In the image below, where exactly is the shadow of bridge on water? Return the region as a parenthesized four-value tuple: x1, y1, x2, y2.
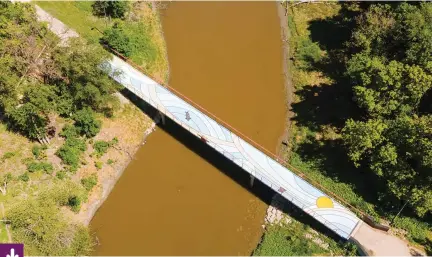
(120, 88, 344, 244)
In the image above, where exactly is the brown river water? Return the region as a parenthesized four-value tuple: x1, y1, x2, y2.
(91, 2, 286, 255)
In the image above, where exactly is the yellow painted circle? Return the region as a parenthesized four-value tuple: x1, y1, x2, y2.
(316, 196, 334, 208)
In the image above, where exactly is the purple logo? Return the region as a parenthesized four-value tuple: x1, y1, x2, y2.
(0, 244, 23, 257)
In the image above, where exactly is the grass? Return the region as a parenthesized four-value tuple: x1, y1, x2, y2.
(253, 217, 357, 256)
(0, 223, 8, 243)
(281, 1, 431, 250)
(254, 224, 328, 255)
(35, 1, 169, 83)
(35, 1, 109, 44)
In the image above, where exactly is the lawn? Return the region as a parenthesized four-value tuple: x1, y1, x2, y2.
(36, 2, 108, 43)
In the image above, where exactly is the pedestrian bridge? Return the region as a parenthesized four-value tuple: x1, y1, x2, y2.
(105, 55, 361, 240)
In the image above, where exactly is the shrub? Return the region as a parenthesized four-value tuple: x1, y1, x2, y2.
(18, 173, 29, 182)
(295, 37, 322, 67)
(102, 23, 133, 57)
(93, 141, 110, 157)
(56, 146, 80, 171)
(107, 159, 114, 165)
(59, 124, 79, 139)
(81, 174, 98, 191)
(32, 145, 47, 160)
(56, 137, 87, 170)
(2, 152, 15, 160)
(94, 137, 118, 157)
(68, 196, 82, 213)
(73, 108, 101, 138)
(56, 171, 66, 180)
(102, 20, 158, 66)
(94, 161, 103, 170)
(393, 216, 430, 244)
(27, 161, 53, 174)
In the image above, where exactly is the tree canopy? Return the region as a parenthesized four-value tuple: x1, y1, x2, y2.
(342, 2, 432, 216)
(91, 1, 130, 19)
(0, 2, 120, 141)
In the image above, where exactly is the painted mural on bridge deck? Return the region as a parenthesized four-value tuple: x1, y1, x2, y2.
(106, 55, 361, 239)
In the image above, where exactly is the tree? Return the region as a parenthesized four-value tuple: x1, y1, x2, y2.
(7, 103, 49, 140)
(46, 38, 121, 116)
(92, 1, 130, 19)
(73, 107, 101, 138)
(343, 2, 432, 216)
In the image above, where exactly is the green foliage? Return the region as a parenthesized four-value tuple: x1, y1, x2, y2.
(0, 2, 53, 113)
(392, 216, 430, 244)
(59, 124, 79, 139)
(2, 151, 15, 160)
(343, 2, 432, 216)
(107, 159, 114, 165)
(18, 173, 29, 182)
(95, 161, 103, 170)
(68, 196, 82, 213)
(94, 140, 109, 155)
(73, 108, 101, 138)
(7, 103, 49, 140)
(32, 144, 47, 160)
(296, 37, 322, 67)
(253, 223, 357, 256)
(27, 161, 53, 174)
(56, 170, 66, 180)
(102, 22, 133, 57)
(1, 3, 120, 140)
(49, 38, 121, 116)
(93, 137, 118, 157)
(6, 184, 94, 255)
(81, 173, 98, 191)
(102, 20, 159, 67)
(56, 137, 87, 171)
(92, 1, 130, 19)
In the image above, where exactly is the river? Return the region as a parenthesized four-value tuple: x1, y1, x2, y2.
(90, 2, 286, 255)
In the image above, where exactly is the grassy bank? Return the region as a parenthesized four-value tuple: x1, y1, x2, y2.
(36, 1, 168, 83)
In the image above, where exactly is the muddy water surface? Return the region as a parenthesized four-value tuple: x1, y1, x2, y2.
(91, 2, 286, 255)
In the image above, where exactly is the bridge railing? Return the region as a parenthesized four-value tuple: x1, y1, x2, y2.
(105, 44, 370, 221)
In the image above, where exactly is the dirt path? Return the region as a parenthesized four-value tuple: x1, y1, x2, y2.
(352, 222, 414, 256)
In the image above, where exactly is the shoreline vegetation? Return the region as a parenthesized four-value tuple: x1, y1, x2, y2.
(0, 1, 168, 255)
(254, 3, 359, 256)
(255, 1, 431, 256)
(33, 1, 170, 226)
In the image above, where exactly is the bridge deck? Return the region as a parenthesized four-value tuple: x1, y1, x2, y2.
(106, 56, 361, 239)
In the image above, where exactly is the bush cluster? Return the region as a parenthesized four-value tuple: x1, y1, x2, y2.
(81, 173, 98, 191)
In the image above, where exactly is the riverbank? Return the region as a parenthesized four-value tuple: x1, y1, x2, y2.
(276, 2, 294, 159)
(261, 1, 430, 255)
(32, 1, 169, 227)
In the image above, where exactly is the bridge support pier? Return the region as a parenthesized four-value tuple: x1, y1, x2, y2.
(250, 175, 255, 187)
(159, 111, 166, 125)
(154, 112, 166, 125)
